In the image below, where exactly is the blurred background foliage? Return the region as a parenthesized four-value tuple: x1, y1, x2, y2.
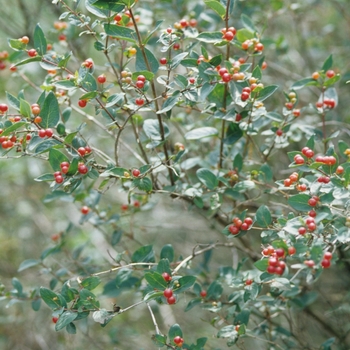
(0, 0, 350, 349)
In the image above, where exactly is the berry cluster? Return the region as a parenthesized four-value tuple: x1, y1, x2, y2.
(163, 288, 176, 305)
(283, 172, 299, 187)
(38, 128, 54, 138)
(241, 87, 251, 101)
(77, 146, 92, 157)
(315, 155, 336, 165)
(228, 216, 253, 235)
(135, 74, 146, 89)
(221, 27, 236, 41)
(262, 246, 287, 275)
(241, 39, 264, 52)
(173, 18, 197, 29)
(308, 195, 320, 207)
(298, 211, 317, 235)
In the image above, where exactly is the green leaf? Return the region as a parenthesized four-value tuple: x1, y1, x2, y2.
(185, 127, 218, 140)
(170, 52, 189, 70)
(196, 168, 218, 190)
(131, 245, 155, 263)
(80, 91, 99, 100)
(6, 92, 20, 111)
(236, 28, 255, 42)
(255, 205, 272, 228)
(12, 278, 23, 295)
(81, 276, 101, 291)
(234, 309, 250, 326)
(18, 259, 40, 272)
(101, 167, 128, 178)
(49, 149, 70, 172)
(33, 23, 47, 55)
(233, 153, 243, 172)
(135, 47, 159, 74)
(256, 85, 279, 101)
(14, 56, 42, 67)
(168, 324, 183, 341)
(291, 78, 318, 90)
(20, 99, 31, 118)
(143, 19, 164, 45)
(80, 72, 97, 92)
(91, 0, 125, 11)
(322, 54, 333, 71)
(185, 298, 202, 311)
(40, 92, 60, 128)
(254, 259, 268, 271)
(252, 65, 262, 80)
(144, 271, 167, 290)
(288, 194, 311, 211)
(207, 280, 223, 300)
(133, 177, 153, 192)
(1, 122, 27, 136)
(8, 39, 26, 51)
(196, 31, 223, 43)
(104, 24, 136, 43)
(225, 123, 243, 144)
(143, 119, 169, 141)
(233, 180, 255, 192)
(160, 244, 174, 262)
(54, 80, 77, 90)
(204, 0, 226, 17)
(66, 322, 76, 334)
(173, 276, 196, 293)
(157, 91, 180, 114)
(55, 311, 78, 331)
(39, 287, 62, 309)
(157, 259, 171, 275)
(152, 334, 167, 347)
(241, 14, 256, 32)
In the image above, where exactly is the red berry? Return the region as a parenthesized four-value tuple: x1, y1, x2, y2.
(275, 266, 284, 275)
(159, 57, 167, 65)
(179, 19, 188, 27)
(132, 169, 141, 177)
(81, 206, 90, 215)
(275, 129, 283, 136)
(222, 73, 231, 82)
(285, 102, 294, 110)
(324, 252, 332, 260)
(304, 149, 314, 158)
(0, 104, 9, 113)
(173, 43, 180, 50)
(174, 336, 183, 345)
(78, 147, 87, 156)
(241, 91, 250, 101)
(162, 272, 172, 282)
(38, 129, 46, 138)
(60, 161, 69, 169)
(133, 200, 140, 208)
(223, 31, 234, 41)
(326, 70, 335, 78)
(293, 109, 301, 117)
(241, 222, 249, 231)
(137, 75, 146, 82)
(288, 246, 296, 255)
(219, 67, 228, 76)
(52, 316, 59, 324)
(229, 225, 239, 235)
(244, 217, 253, 226)
(163, 288, 173, 298)
(97, 74, 106, 84)
(309, 210, 317, 217)
(255, 43, 264, 51)
(245, 279, 253, 286)
(307, 222, 316, 231)
(78, 164, 88, 174)
(276, 248, 285, 258)
(267, 265, 276, 274)
(200, 290, 207, 297)
(336, 166, 344, 174)
(45, 129, 53, 138)
(135, 98, 144, 106)
(308, 198, 317, 207)
(58, 34, 66, 41)
(55, 175, 63, 184)
(121, 204, 129, 211)
(188, 77, 195, 84)
(61, 166, 69, 174)
(31, 104, 41, 114)
(304, 260, 315, 268)
(236, 113, 242, 122)
(78, 99, 87, 108)
(167, 296, 176, 305)
(321, 259, 331, 268)
(298, 227, 306, 235)
(294, 155, 305, 165)
(268, 257, 278, 267)
(136, 80, 145, 89)
(27, 49, 37, 57)
(83, 58, 93, 69)
(267, 246, 275, 255)
(189, 19, 197, 27)
(114, 14, 122, 22)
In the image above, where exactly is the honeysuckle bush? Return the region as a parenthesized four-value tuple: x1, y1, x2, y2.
(0, 0, 350, 349)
